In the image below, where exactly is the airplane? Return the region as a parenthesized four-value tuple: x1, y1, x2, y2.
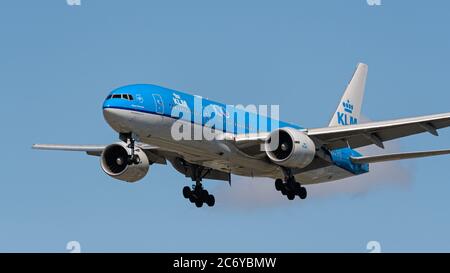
(33, 63, 450, 208)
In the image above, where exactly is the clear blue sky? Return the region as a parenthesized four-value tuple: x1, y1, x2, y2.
(1, 0, 450, 252)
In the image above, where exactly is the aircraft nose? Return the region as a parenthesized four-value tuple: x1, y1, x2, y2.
(103, 107, 130, 133)
(103, 107, 115, 122)
(103, 108, 117, 126)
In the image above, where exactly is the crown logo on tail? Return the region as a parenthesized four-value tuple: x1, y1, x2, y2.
(342, 99, 354, 114)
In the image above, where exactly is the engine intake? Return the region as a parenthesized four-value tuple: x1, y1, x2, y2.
(100, 142, 149, 182)
(265, 128, 316, 168)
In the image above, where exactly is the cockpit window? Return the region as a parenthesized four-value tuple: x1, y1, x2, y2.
(106, 95, 112, 100)
(110, 94, 134, 100)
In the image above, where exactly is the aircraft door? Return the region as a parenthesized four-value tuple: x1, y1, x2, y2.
(152, 94, 164, 114)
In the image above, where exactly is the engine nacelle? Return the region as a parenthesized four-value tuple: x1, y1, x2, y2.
(100, 142, 149, 182)
(265, 128, 316, 168)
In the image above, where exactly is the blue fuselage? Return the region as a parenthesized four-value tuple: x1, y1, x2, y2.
(102, 84, 368, 176)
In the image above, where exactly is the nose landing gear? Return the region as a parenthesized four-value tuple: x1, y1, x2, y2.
(119, 132, 141, 165)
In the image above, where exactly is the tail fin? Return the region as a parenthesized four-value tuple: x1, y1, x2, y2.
(328, 63, 368, 127)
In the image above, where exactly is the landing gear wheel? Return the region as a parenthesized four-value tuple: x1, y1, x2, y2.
(201, 189, 209, 199)
(179, 160, 217, 207)
(195, 200, 203, 208)
(183, 186, 191, 199)
(206, 195, 215, 207)
(298, 187, 307, 200)
(185, 186, 216, 208)
(287, 192, 295, 200)
(183, 182, 216, 208)
(189, 195, 196, 203)
(280, 167, 307, 200)
(275, 179, 283, 191)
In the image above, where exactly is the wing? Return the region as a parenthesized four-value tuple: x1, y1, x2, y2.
(307, 112, 450, 149)
(32, 143, 166, 164)
(32, 144, 106, 156)
(230, 112, 450, 157)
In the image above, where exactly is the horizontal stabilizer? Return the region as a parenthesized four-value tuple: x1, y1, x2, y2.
(350, 149, 450, 164)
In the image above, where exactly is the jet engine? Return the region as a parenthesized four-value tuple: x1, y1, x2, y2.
(265, 128, 316, 168)
(100, 142, 149, 182)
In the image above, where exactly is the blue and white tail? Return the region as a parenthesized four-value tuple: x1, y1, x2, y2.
(329, 63, 368, 127)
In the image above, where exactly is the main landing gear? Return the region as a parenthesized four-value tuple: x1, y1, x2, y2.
(181, 163, 215, 208)
(183, 183, 215, 208)
(275, 168, 307, 200)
